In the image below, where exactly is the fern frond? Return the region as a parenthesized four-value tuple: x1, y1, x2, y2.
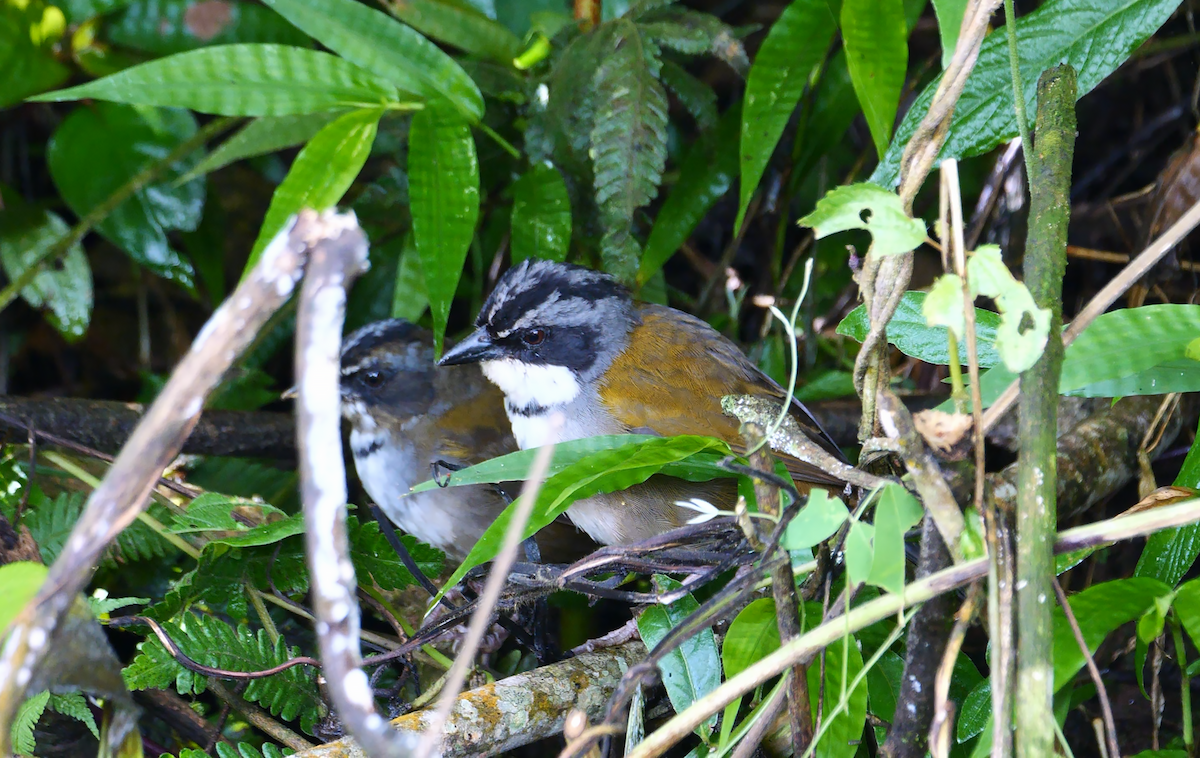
(641, 10, 749, 75)
(590, 20, 669, 282)
(658, 59, 718, 130)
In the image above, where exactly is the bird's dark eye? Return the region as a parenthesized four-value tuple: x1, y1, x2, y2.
(360, 370, 385, 389)
(523, 328, 547, 346)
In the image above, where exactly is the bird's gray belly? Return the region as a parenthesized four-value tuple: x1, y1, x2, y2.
(566, 476, 737, 546)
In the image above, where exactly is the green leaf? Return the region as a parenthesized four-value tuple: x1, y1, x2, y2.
(0, 190, 93, 341)
(798, 182, 926, 257)
(261, 0, 483, 120)
(409, 103, 480, 355)
(123, 614, 326, 734)
(1, 0, 68, 107)
(47, 692, 99, 740)
(841, 0, 907, 158)
(931, 0, 966, 68)
(722, 597, 780, 678)
(804, 600, 868, 758)
(24, 491, 86, 565)
(637, 575, 721, 732)
(105, 0, 310, 55)
(591, 20, 669, 283)
(1059, 304, 1200, 394)
(844, 520, 875, 587)
(510, 163, 571, 263)
(348, 517, 445, 591)
(1172, 579, 1200, 652)
(866, 484, 923, 595)
(873, 0, 1179, 188)
(87, 595, 151, 618)
(782, 489, 850, 551)
(658, 58, 717, 130)
(837, 290, 1002, 367)
(792, 50, 857, 185)
(640, 9, 747, 72)
(33, 45, 399, 116)
(967, 245, 1049, 373)
(1053, 577, 1171, 690)
(47, 103, 202, 286)
(1136, 418, 1200, 585)
(1135, 602, 1168, 697)
(244, 107, 381, 271)
(432, 435, 731, 604)
(1070, 360, 1200, 398)
(639, 102, 740, 286)
(737, 0, 837, 234)
(381, 0, 521, 64)
(957, 679, 990, 742)
(866, 649, 904, 723)
(391, 235, 430, 322)
(182, 112, 341, 182)
(172, 493, 305, 548)
(11, 690, 50, 756)
(0, 562, 48, 635)
(922, 273, 966, 341)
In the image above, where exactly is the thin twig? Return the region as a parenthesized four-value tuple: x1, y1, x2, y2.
(1052, 578, 1119, 758)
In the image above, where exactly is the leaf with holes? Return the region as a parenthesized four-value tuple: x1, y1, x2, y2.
(866, 484, 923, 595)
(409, 103, 479, 355)
(799, 182, 926, 256)
(967, 245, 1049, 373)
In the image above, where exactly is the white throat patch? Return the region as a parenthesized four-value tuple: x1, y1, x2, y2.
(481, 359, 580, 409)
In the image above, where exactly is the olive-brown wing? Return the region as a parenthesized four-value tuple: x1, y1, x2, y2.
(598, 304, 845, 486)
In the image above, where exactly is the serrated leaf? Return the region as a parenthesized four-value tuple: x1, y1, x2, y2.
(798, 182, 926, 256)
(841, 0, 907, 158)
(11, 690, 50, 756)
(873, 0, 1179, 188)
(0, 189, 93, 341)
(262, 0, 483, 120)
(637, 575, 721, 732)
(182, 112, 341, 182)
(640, 9, 747, 72)
(409, 103, 480, 355)
(658, 58, 717, 130)
(391, 234, 429, 322)
(47, 103, 202, 286)
(88, 595, 151, 618)
(0, 562, 48, 635)
(382, 0, 521, 64)
(510, 163, 571, 263)
(639, 102, 739, 286)
(967, 245, 1049, 373)
(24, 491, 86, 565)
(591, 20, 669, 283)
(47, 692, 99, 739)
(105, 0, 310, 55)
(431, 435, 732, 605)
(1, 0, 68, 108)
(932, 0, 966, 68)
(737, 0, 837, 233)
(348, 516, 444, 591)
(244, 106, 381, 271)
(32, 44, 400, 116)
(782, 489, 849, 550)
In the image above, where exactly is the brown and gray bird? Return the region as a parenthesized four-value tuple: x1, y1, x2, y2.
(438, 260, 847, 546)
(338, 319, 589, 562)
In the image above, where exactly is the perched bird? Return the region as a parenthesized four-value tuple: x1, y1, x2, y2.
(338, 319, 588, 562)
(439, 259, 846, 546)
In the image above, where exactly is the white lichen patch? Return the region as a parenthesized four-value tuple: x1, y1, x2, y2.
(342, 668, 374, 709)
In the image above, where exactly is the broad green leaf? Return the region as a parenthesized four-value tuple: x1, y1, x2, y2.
(47, 103, 202, 286)
(105, 0, 310, 55)
(409, 104, 480, 355)
(0, 189, 93, 341)
(1053, 577, 1170, 689)
(967, 245, 1049, 373)
(591, 20, 669, 283)
(1172, 579, 1200, 653)
(244, 107, 380, 270)
(391, 235, 430, 322)
(639, 103, 740, 286)
(638, 575, 721, 733)
(782, 489, 849, 550)
(171, 493, 305, 548)
(803, 600, 868, 758)
(737, 0, 837, 233)
(11, 690, 50, 756)
(866, 649, 905, 723)
(0, 562, 48, 634)
(795, 370, 856, 401)
(1137, 418, 1200, 585)
(838, 290, 1002, 367)
(841, 0, 907, 158)
(1135, 600, 1169, 696)
(32, 45, 400, 116)
(1068, 360, 1200, 398)
(382, 0, 521, 63)
(722, 597, 780, 678)
(510, 163, 571, 263)
(932, 0, 966, 67)
(957, 679, 990, 742)
(262, 0, 484, 120)
(1, 0, 68, 107)
(866, 484, 923, 595)
(873, 0, 1179, 187)
(844, 520, 875, 587)
(182, 112, 342, 182)
(798, 183, 926, 256)
(432, 435, 732, 604)
(1059, 304, 1200, 394)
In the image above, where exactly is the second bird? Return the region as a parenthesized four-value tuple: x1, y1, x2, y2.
(439, 259, 846, 546)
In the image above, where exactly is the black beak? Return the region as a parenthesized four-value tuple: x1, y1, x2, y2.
(438, 329, 501, 366)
